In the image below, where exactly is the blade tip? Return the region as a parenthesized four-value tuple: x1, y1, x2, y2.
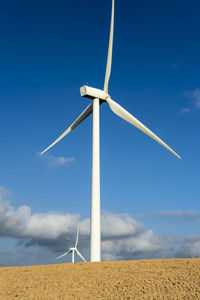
(176, 154, 182, 160)
(40, 149, 47, 155)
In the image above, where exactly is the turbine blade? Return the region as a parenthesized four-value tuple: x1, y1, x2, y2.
(75, 223, 79, 248)
(106, 98, 181, 159)
(56, 250, 71, 260)
(104, 0, 115, 94)
(41, 103, 93, 155)
(76, 249, 87, 262)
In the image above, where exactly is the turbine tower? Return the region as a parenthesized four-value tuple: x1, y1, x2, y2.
(41, 0, 181, 262)
(56, 223, 86, 263)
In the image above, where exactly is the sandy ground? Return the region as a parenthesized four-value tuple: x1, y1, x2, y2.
(0, 258, 199, 299)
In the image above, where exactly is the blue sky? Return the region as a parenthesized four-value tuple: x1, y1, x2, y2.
(0, 0, 200, 266)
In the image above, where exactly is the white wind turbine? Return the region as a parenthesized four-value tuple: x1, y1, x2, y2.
(41, 0, 181, 262)
(56, 224, 86, 263)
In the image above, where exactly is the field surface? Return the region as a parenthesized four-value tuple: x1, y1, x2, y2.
(0, 258, 200, 299)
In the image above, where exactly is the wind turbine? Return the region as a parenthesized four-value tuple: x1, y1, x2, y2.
(41, 0, 181, 262)
(56, 224, 86, 263)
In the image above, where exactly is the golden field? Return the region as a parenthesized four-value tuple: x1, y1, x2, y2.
(0, 258, 199, 299)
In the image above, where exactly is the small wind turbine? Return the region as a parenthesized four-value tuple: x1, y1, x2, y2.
(41, 0, 181, 262)
(56, 224, 86, 263)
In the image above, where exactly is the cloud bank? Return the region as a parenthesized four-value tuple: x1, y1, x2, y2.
(0, 186, 200, 266)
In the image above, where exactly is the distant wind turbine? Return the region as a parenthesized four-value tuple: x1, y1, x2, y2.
(56, 224, 86, 263)
(41, 0, 181, 262)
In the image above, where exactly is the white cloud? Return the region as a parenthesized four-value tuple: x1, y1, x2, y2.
(101, 230, 174, 261)
(41, 154, 74, 167)
(150, 210, 200, 222)
(182, 88, 200, 113)
(0, 200, 79, 239)
(101, 212, 144, 238)
(188, 88, 200, 109)
(179, 108, 191, 115)
(0, 188, 200, 266)
(0, 200, 144, 243)
(0, 186, 10, 200)
(176, 235, 200, 258)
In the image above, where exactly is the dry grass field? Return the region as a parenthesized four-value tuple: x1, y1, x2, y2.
(0, 258, 199, 299)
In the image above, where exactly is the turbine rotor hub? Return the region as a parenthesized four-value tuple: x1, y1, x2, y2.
(69, 247, 76, 251)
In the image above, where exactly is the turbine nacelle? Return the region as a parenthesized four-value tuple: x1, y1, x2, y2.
(80, 86, 109, 101)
